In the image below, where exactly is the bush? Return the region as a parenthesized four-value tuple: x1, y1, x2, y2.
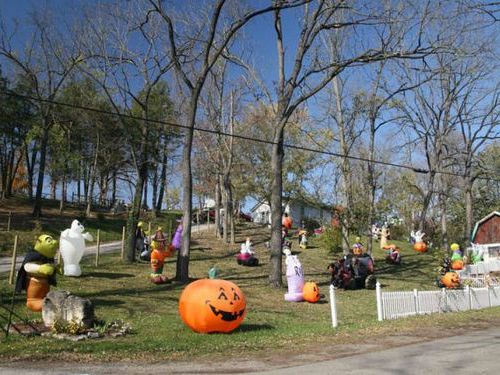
(320, 225, 343, 255)
(389, 225, 406, 241)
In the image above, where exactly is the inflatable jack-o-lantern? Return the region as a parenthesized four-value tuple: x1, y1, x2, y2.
(179, 279, 246, 333)
(451, 259, 464, 270)
(414, 242, 427, 253)
(441, 272, 460, 288)
(303, 281, 320, 303)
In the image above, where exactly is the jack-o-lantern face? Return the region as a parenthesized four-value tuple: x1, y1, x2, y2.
(441, 272, 460, 288)
(303, 281, 320, 303)
(179, 279, 246, 333)
(414, 242, 427, 253)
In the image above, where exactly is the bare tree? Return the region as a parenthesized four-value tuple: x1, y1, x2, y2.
(0, 8, 82, 216)
(148, 0, 307, 282)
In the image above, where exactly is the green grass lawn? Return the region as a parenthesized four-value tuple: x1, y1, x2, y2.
(1, 223, 499, 363)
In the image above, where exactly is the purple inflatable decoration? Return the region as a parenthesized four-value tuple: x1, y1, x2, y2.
(284, 254, 304, 302)
(172, 223, 182, 250)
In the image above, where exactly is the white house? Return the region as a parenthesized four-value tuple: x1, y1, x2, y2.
(250, 198, 332, 227)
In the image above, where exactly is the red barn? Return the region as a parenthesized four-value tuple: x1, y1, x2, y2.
(471, 211, 500, 262)
(471, 211, 500, 244)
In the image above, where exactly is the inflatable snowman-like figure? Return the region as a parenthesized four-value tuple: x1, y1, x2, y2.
(60, 220, 93, 277)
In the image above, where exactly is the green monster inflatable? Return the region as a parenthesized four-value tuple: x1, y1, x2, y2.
(15, 235, 60, 312)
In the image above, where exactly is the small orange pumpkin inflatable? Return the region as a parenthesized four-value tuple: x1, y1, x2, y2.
(441, 272, 460, 288)
(303, 281, 320, 303)
(414, 241, 427, 253)
(451, 260, 464, 270)
(179, 279, 246, 333)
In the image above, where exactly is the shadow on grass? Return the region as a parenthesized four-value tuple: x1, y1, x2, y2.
(92, 298, 127, 307)
(237, 323, 274, 332)
(82, 272, 135, 279)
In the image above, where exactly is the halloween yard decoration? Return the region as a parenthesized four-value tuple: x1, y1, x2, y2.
(15, 235, 60, 312)
(384, 244, 401, 265)
(236, 238, 259, 266)
(440, 272, 460, 288)
(380, 226, 390, 249)
(179, 279, 246, 333)
(282, 213, 293, 230)
(298, 229, 308, 249)
(284, 249, 305, 302)
(150, 227, 174, 284)
(412, 230, 427, 252)
(171, 220, 183, 250)
(303, 281, 320, 303)
(328, 253, 376, 290)
(60, 220, 93, 276)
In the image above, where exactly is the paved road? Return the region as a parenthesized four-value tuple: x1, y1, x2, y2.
(0, 223, 212, 274)
(1, 327, 499, 374)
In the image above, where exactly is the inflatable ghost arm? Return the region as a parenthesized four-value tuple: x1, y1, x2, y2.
(82, 232, 93, 242)
(60, 228, 71, 239)
(414, 230, 425, 242)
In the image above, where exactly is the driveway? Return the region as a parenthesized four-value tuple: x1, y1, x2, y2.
(1, 327, 499, 374)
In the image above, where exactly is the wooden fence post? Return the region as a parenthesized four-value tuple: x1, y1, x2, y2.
(95, 229, 100, 267)
(7, 211, 12, 232)
(9, 235, 19, 285)
(121, 226, 126, 261)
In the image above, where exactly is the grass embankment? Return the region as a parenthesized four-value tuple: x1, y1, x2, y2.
(0, 196, 180, 256)
(1, 221, 499, 363)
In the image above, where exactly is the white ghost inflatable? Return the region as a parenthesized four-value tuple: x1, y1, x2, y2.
(60, 220, 93, 277)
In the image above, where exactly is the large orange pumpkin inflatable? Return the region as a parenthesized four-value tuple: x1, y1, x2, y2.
(441, 272, 460, 288)
(303, 281, 320, 303)
(414, 241, 427, 253)
(179, 279, 246, 333)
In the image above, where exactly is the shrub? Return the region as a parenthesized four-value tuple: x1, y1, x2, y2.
(320, 225, 343, 255)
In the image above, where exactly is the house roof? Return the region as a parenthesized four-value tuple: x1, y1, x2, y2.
(249, 196, 332, 213)
(471, 211, 500, 242)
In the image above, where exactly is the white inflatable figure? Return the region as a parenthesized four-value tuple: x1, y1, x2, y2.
(60, 220, 93, 277)
(412, 230, 425, 243)
(240, 237, 254, 255)
(284, 249, 305, 302)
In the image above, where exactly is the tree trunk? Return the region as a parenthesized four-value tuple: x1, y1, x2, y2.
(464, 177, 474, 243)
(59, 175, 66, 214)
(366, 116, 376, 255)
(215, 176, 221, 238)
(269, 128, 284, 288)
(111, 170, 117, 207)
(86, 133, 100, 217)
(25, 143, 36, 200)
(175, 95, 198, 283)
(32, 123, 50, 217)
(439, 192, 448, 251)
(155, 143, 168, 215)
(151, 167, 158, 216)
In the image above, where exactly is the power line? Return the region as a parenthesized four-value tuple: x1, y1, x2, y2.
(3, 89, 500, 182)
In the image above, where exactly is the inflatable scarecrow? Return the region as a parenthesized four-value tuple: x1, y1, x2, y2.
(298, 229, 308, 249)
(450, 243, 464, 270)
(150, 227, 174, 284)
(15, 235, 60, 312)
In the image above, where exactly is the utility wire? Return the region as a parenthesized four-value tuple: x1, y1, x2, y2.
(3, 90, 500, 182)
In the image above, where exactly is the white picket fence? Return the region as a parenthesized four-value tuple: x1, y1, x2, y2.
(376, 282, 500, 321)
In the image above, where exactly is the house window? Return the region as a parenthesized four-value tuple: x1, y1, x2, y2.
(488, 246, 500, 259)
